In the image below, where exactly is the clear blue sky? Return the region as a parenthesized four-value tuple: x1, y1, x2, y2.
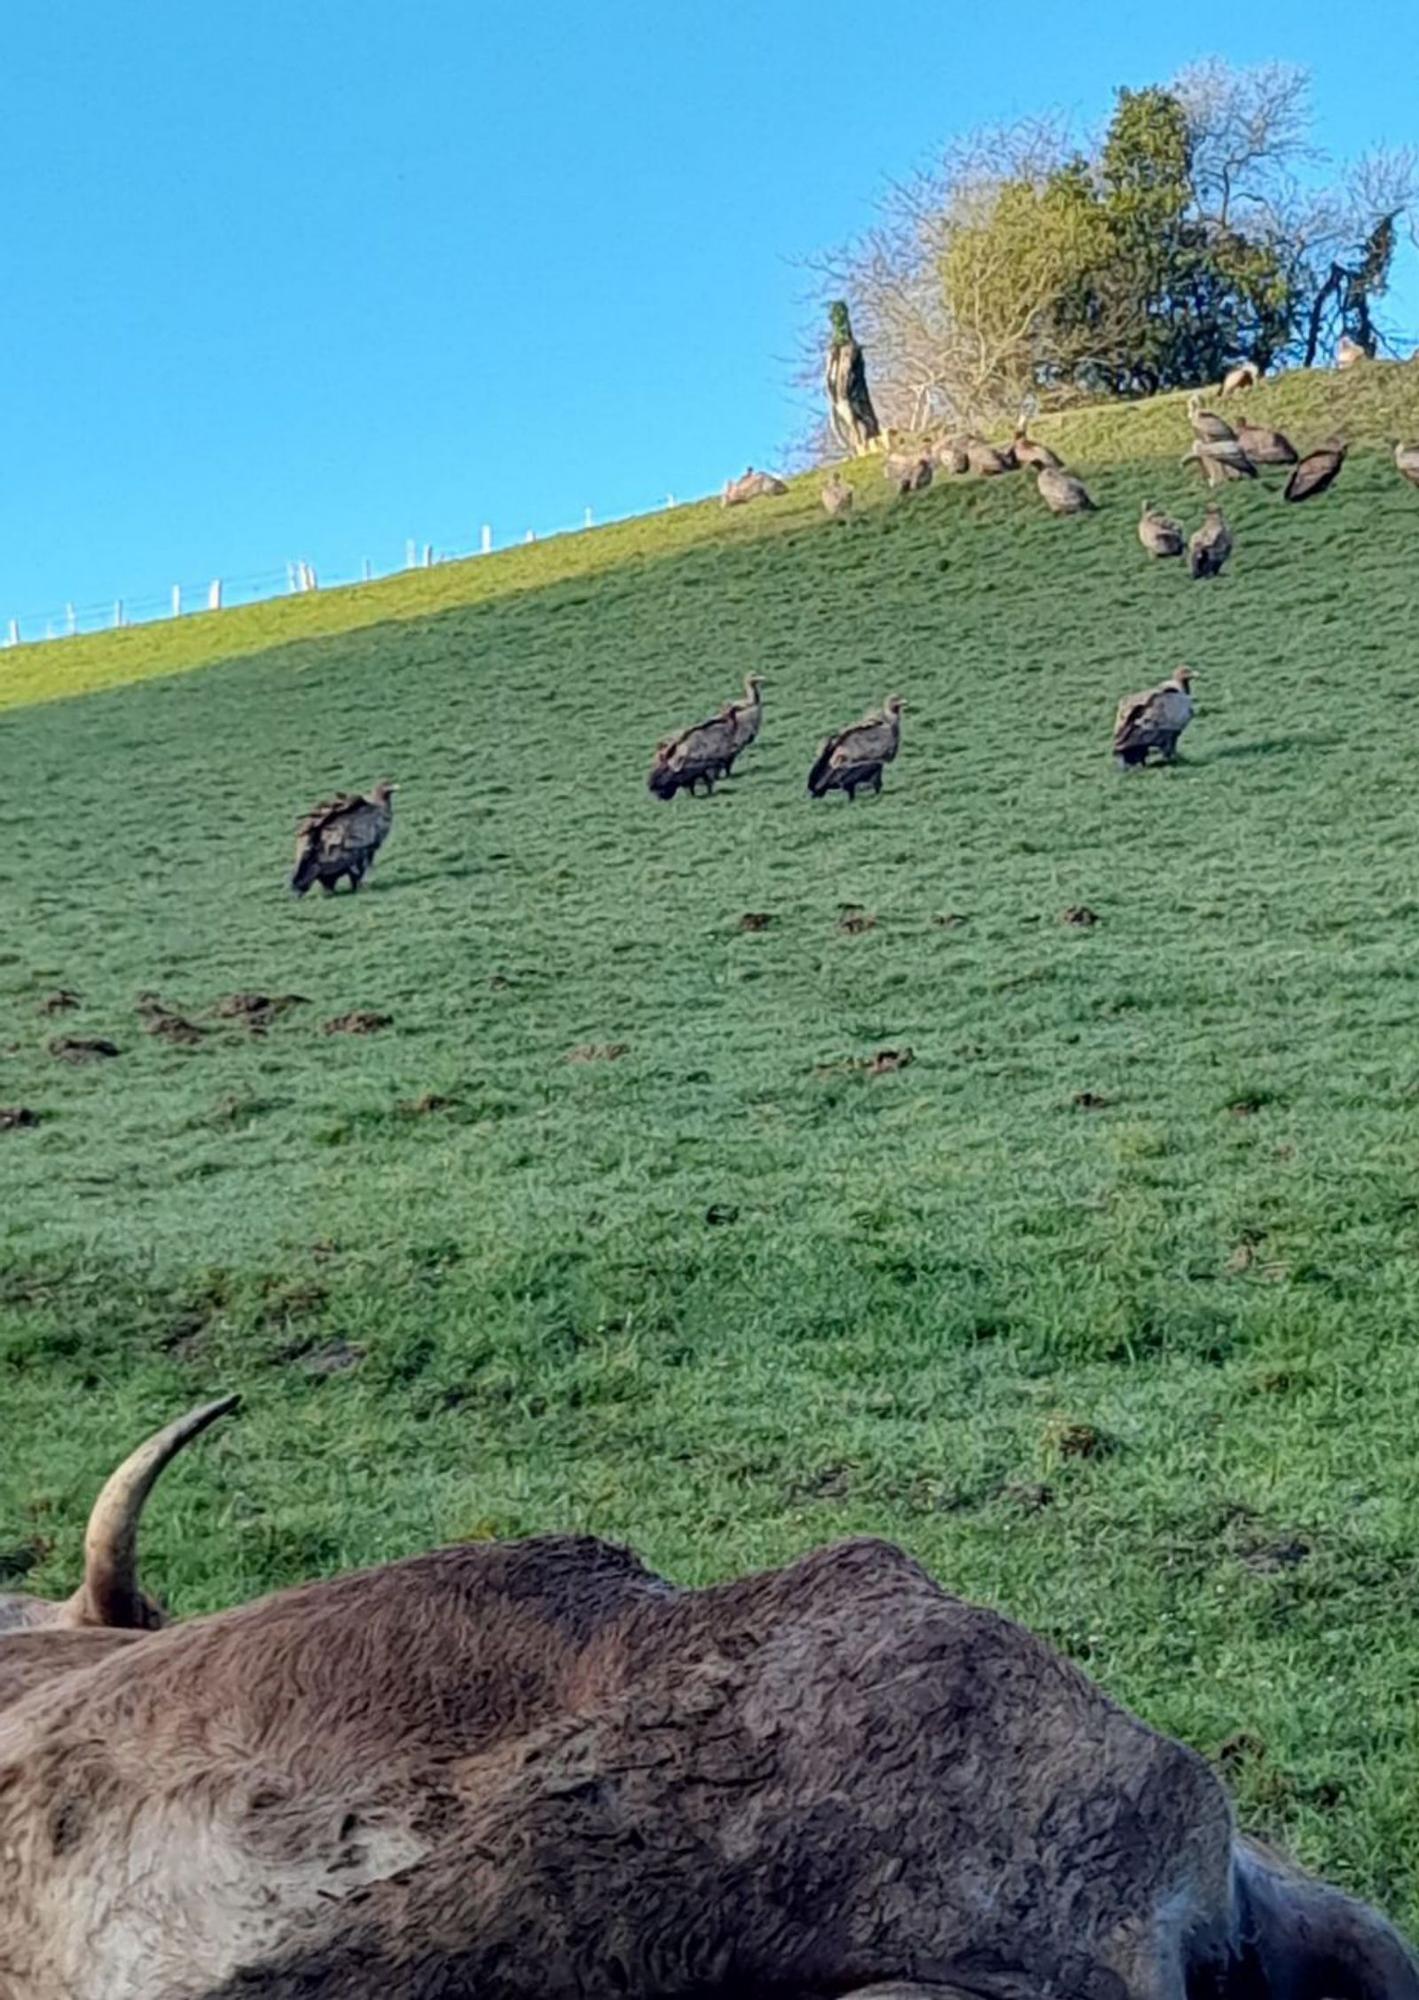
(3, 1, 1416, 629)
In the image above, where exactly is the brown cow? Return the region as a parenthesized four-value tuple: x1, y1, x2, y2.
(0, 1415, 1414, 2000)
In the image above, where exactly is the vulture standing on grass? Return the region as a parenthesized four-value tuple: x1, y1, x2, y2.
(1138, 501, 1185, 558)
(933, 436, 971, 475)
(647, 709, 739, 801)
(808, 696, 905, 801)
(1189, 505, 1233, 580)
(1235, 421, 1298, 466)
(1221, 360, 1261, 395)
(1181, 438, 1257, 485)
(1187, 394, 1237, 445)
(1037, 465, 1097, 515)
(290, 784, 396, 896)
(966, 438, 1014, 477)
(1394, 441, 1419, 490)
(723, 675, 764, 771)
(1113, 667, 1195, 767)
(1012, 422, 1062, 471)
(1284, 435, 1348, 503)
(821, 472, 854, 518)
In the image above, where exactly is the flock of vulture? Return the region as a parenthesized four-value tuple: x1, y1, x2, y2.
(290, 382, 1419, 885)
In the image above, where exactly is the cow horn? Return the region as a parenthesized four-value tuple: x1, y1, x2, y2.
(71, 1395, 240, 1629)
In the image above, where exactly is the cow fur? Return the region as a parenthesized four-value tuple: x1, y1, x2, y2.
(1, 1532, 1415, 2000)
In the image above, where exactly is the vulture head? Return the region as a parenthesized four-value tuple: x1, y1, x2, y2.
(884, 694, 906, 718)
(371, 781, 397, 805)
(1173, 666, 1193, 692)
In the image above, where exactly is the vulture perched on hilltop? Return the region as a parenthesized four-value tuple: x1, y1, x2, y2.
(1187, 394, 1237, 445)
(808, 696, 904, 801)
(821, 473, 853, 518)
(1395, 442, 1419, 490)
(722, 467, 788, 508)
(1235, 422, 1298, 466)
(1138, 502, 1185, 559)
(1113, 668, 1194, 767)
(966, 438, 1014, 477)
(1189, 505, 1233, 580)
(1284, 436, 1347, 503)
(1011, 423, 1062, 471)
(1036, 466, 1097, 515)
(291, 784, 396, 896)
(1181, 438, 1257, 485)
(1220, 361, 1260, 396)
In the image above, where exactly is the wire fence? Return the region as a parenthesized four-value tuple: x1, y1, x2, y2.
(3, 492, 697, 650)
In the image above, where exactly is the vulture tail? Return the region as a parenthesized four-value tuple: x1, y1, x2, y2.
(807, 742, 836, 797)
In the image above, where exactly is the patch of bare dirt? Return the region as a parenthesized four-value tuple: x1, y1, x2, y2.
(566, 1043, 629, 1063)
(292, 1338, 365, 1377)
(400, 1092, 458, 1116)
(932, 912, 968, 929)
(837, 906, 876, 934)
(739, 912, 773, 932)
(866, 1047, 914, 1076)
(138, 997, 207, 1047)
(49, 1037, 119, 1064)
(1061, 905, 1100, 927)
(1001, 1480, 1054, 1512)
(323, 1011, 393, 1036)
(1071, 1090, 1110, 1111)
(212, 992, 308, 1031)
(1042, 1416, 1112, 1461)
(38, 990, 80, 1015)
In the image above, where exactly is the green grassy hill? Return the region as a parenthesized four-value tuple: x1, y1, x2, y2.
(4, 362, 1419, 1922)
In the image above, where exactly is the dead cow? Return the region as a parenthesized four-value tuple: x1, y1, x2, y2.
(0, 1408, 1415, 2000)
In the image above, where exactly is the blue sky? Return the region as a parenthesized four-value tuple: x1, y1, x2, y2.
(3, 1, 1416, 631)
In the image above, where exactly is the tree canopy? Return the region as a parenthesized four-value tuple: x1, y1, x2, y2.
(814, 62, 1415, 431)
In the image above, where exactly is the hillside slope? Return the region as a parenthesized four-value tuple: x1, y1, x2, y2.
(3, 364, 1419, 1924)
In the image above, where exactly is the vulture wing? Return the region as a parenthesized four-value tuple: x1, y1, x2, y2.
(1284, 448, 1346, 503)
(1236, 425, 1298, 466)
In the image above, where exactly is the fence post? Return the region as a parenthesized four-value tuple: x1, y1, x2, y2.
(423, 543, 433, 568)
(666, 493, 676, 507)
(525, 529, 536, 542)
(65, 603, 77, 636)
(6, 619, 18, 646)
(405, 539, 416, 569)
(113, 601, 124, 628)
(480, 524, 492, 554)
(362, 558, 372, 582)
(171, 585, 182, 618)
(208, 579, 222, 611)
(584, 506, 593, 529)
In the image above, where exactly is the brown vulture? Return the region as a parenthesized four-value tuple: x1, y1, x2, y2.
(1037, 466, 1097, 514)
(1284, 436, 1347, 503)
(1113, 668, 1194, 767)
(1138, 502, 1185, 558)
(808, 696, 904, 801)
(291, 784, 396, 896)
(1188, 505, 1233, 580)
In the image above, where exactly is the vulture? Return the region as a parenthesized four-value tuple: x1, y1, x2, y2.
(933, 437, 971, 475)
(807, 695, 904, 801)
(1012, 423, 1063, 470)
(1336, 335, 1368, 369)
(1113, 667, 1194, 767)
(966, 438, 1014, 476)
(722, 467, 788, 508)
(290, 784, 396, 896)
(898, 455, 934, 495)
(1181, 438, 1257, 485)
(647, 710, 739, 801)
(1189, 504, 1233, 580)
(1235, 422, 1298, 466)
(723, 675, 764, 771)
(821, 473, 854, 518)
(1187, 394, 1237, 444)
(1220, 360, 1261, 396)
(1138, 501, 1185, 559)
(1036, 465, 1097, 515)
(1284, 435, 1348, 503)
(1394, 441, 1419, 490)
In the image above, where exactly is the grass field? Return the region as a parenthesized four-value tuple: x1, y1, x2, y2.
(4, 363, 1419, 1926)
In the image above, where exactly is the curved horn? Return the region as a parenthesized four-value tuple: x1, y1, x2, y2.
(70, 1395, 240, 1629)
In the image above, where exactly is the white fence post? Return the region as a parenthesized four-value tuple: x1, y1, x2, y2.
(525, 529, 536, 542)
(171, 585, 182, 618)
(7, 619, 18, 646)
(480, 524, 492, 554)
(208, 579, 222, 611)
(113, 601, 124, 628)
(362, 558, 372, 582)
(404, 539, 416, 569)
(423, 543, 433, 568)
(65, 603, 77, 636)
(584, 506, 593, 529)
